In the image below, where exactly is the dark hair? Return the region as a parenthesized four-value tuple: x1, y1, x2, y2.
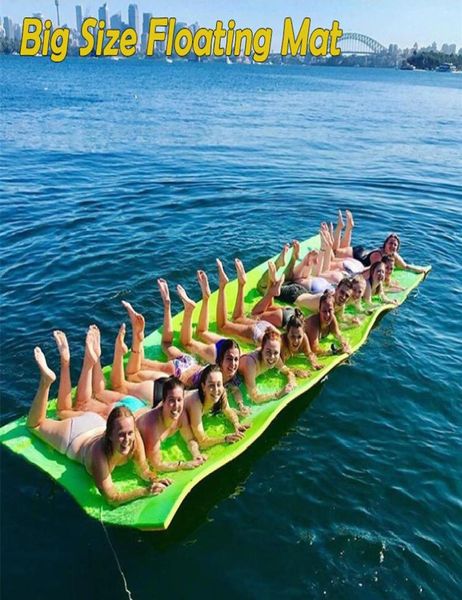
(337, 277, 353, 291)
(382, 254, 395, 266)
(383, 233, 401, 252)
(103, 406, 136, 459)
(198, 364, 224, 416)
(286, 308, 304, 332)
(319, 289, 335, 310)
(162, 376, 184, 400)
(216, 338, 240, 367)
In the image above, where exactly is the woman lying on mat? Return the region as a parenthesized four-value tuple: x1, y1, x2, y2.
(134, 376, 207, 472)
(169, 271, 249, 416)
(27, 347, 169, 506)
(303, 291, 352, 356)
(248, 266, 321, 372)
(184, 365, 249, 449)
(119, 297, 203, 389)
(238, 328, 296, 404)
(363, 259, 398, 305)
(382, 254, 405, 292)
(332, 209, 429, 274)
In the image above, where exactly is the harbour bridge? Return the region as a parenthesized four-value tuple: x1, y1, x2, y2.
(338, 33, 387, 55)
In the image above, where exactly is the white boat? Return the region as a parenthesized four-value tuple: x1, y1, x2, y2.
(436, 62, 456, 72)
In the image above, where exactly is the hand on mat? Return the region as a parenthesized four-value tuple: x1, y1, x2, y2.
(293, 368, 310, 379)
(235, 422, 250, 433)
(237, 405, 251, 417)
(225, 433, 242, 443)
(148, 482, 167, 495)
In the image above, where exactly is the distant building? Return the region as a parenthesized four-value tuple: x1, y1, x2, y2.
(98, 3, 109, 25)
(110, 12, 122, 29)
(2, 16, 13, 39)
(75, 5, 83, 31)
(128, 4, 139, 36)
(142, 12, 152, 35)
(13, 23, 21, 42)
(32, 13, 44, 22)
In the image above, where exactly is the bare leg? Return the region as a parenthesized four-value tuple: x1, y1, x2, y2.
(196, 270, 223, 344)
(157, 278, 183, 360)
(341, 209, 355, 249)
(216, 259, 254, 341)
(27, 347, 57, 428)
(121, 301, 145, 376)
(177, 284, 196, 347)
(252, 273, 285, 317)
(27, 347, 79, 451)
(75, 328, 97, 410)
(232, 259, 247, 321)
(275, 243, 289, 270)
(285, 241, 301, 280)
(89, 325, 106, 396)
(196, 270, 211, 335)
(256, 244, 288, 294)
(332, 210, 344, 251)
(53, 330, 72, 413)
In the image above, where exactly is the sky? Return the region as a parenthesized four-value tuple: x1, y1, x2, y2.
(1, 0, 461, 49)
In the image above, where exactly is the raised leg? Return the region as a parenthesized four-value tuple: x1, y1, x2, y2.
(252, 272, 285, 317)
(285, 241, 301, 280)
(75, 328, 97, 410)
(196, 270, 211, 335)
(232, 259, 247, 321)
(177, 284, 196, 347)
(341, 210, 355, 249)
(332, 210, 344, 251)
(27, 347, 76, 451)
(121, 301, 145, 376)
(88, 325, 106, 396)
(216, 258, 230, 329)
(156, 278, 183, 360)
(53, 330, 72, 413)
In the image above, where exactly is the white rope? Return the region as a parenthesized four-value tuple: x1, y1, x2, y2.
(99, 508, 135, 600)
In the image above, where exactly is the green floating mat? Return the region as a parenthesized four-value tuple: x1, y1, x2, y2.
(0, 234, 430, 530)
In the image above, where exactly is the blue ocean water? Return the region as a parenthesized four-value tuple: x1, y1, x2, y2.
(1, 56, 461, 599)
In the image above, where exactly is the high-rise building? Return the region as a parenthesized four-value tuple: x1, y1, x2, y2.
(98, 3, 109, 25)
(2, 17, 13, 39)
(128, 4, 139, 36)
(142, 12, 152, 35)
(76, 5, 83, 31)
(110, 12, 122, 29)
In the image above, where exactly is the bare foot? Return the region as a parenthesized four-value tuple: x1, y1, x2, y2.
(275, 243, 289, 269)
(34, 347, 56, 383)
(116, 323, 128, 355)
(157, 278, 171, 306)
(53, 330, 70, 364)
(267, 260, 277, 284)
(177, 284, 196, 310)
(269, 274, 285, 297)
(89, 324, 101, 359)
(337, 209, 345, 229)
(84, 328, 98, 365)
(197, 270, 211, 299)
(234, 258, 247, 286)
(303, 249, 318, 267)
(345, 209, 354, 228)
(216, 259, 229, 287)
(121, 300, 145, 341)
(291, 240, 301, 261)
(328, 222, 335, 243)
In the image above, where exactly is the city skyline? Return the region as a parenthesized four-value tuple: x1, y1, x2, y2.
(2, 1, 462, 49)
